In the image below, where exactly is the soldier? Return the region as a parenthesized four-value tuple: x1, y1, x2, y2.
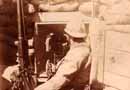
(35, 19, 91, 90)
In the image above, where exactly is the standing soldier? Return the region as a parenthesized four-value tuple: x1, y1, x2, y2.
(35, 19, 91, 90)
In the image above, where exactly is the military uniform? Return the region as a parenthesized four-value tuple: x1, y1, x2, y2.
(35, 19, 91, 90)
(35, 42, 90, 90)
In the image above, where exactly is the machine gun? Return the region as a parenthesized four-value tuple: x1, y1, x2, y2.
(11, 0, 36, 90)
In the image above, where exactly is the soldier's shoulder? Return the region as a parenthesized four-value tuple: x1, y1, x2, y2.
(68, 44, 89, 56)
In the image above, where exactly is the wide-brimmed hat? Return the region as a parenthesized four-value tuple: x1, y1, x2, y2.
(64, 19, 86, 38)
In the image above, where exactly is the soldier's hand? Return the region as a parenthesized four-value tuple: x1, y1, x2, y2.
(2, 65, 19, 82)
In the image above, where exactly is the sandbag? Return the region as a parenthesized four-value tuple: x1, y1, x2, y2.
(100, 0, 119, 5)
(78, 2, 99, 16)
(39, 0, 79, 12)
(99, 0, 130, 24)
(49, 0, 69, 5)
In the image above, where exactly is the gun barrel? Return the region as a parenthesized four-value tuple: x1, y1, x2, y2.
(15, 0, 35, 90)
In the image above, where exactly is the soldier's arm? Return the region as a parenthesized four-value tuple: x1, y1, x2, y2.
(35, 48, 90, 90)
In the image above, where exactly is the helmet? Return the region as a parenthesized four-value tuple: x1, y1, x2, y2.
(64, 19, 87, 38)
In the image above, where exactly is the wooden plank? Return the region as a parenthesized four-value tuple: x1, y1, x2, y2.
(37, 12, 92, 23)
(103, 25, 130, 90)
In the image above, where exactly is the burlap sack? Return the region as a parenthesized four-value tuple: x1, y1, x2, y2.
(39, 0, 79, 12)
(48, 0, 69, 5)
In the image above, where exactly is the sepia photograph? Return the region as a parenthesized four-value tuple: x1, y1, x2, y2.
(0, 0, 130, 90)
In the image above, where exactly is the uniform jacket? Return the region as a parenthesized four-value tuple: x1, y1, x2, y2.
(35, 42, 91, 90)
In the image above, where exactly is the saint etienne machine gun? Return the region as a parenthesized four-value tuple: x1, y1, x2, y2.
(11, 0, 36, 90)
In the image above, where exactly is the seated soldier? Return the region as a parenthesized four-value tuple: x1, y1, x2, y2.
(35, 19, 91, 90)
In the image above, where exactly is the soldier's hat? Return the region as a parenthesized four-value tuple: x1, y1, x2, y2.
(64, 19, 87, 38)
